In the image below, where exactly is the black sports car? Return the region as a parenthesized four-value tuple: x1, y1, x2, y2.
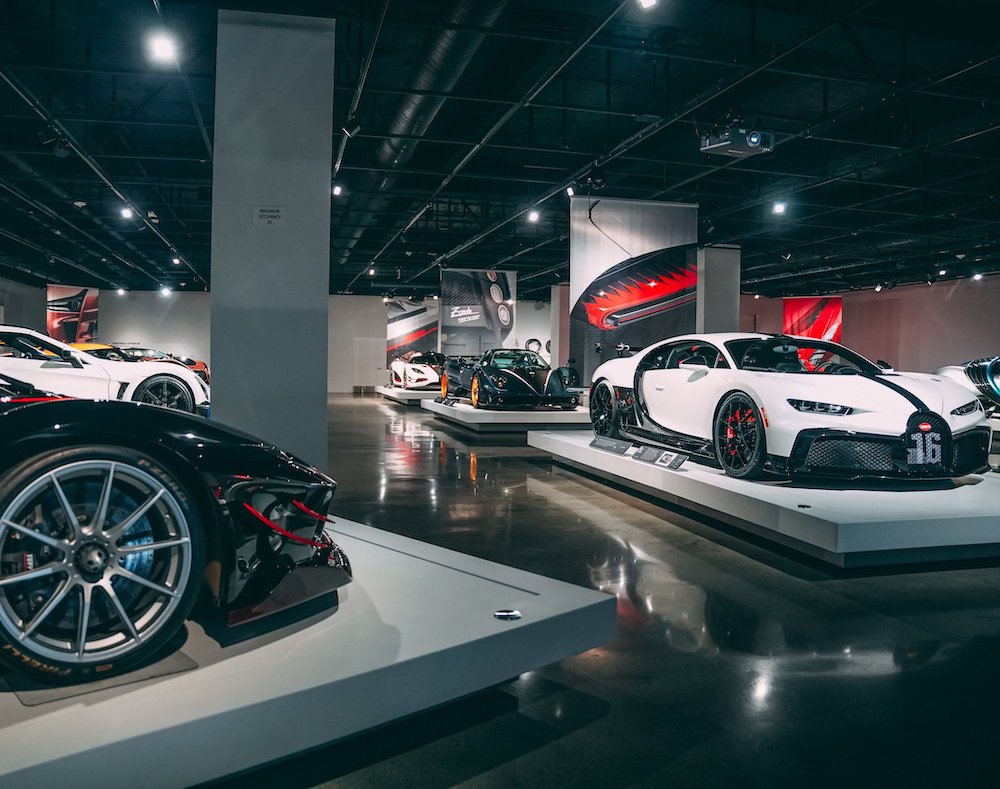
(0, 376, 351, 684)
(441, 349, 580, 410)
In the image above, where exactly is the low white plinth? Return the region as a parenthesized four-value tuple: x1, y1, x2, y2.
(0, 518, 614, 788)
(528, 429, 1000, 567)
(422, 399, 591, 432)
(375, 385, 440, 405)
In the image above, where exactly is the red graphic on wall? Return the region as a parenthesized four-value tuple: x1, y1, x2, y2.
(783, 296, 842, 370)
(46, 285, 99, 343)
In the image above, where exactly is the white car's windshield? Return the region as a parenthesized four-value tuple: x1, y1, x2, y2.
(725, 338, 880, 375)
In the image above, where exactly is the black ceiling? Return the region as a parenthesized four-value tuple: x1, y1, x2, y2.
(1, 0, 999, 299)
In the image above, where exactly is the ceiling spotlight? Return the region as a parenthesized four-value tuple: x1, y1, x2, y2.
(148, 32, 178, 64)
(160, 286, 171, 297)
(874, 283, 883, 292)
(753, 294, 761, 300)
(433, 294, 439, 300)
(342, 118, 361, 138)
(565, 185, 575, 197)
(120, 207, 134, 219)
(771, 201, 787, 216)
(382, 296, 389, 303)
(973, 273, 983, 281)
(939, 269, 947, 276)
(332, 185, 343, 196)
(116, 288, 126, 296)
(528, 210, 540, 223)
(172, 257, 181, 265)
(369, 267, 376, 276)
(638, 0, 657, 7)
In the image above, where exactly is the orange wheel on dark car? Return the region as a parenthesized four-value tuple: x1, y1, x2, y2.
(471, 376, 481, 408)
(441, 374, 448, 398)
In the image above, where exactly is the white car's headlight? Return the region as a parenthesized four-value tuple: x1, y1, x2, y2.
(787, 399, 853, 416)
(951, 400, 981, 416)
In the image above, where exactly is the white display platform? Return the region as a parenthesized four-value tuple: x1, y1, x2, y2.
(375, 384, 440, 405)
(422, 398, 591, 432)
(0, 518, 614, 788)
(528, 429, 1000, 567)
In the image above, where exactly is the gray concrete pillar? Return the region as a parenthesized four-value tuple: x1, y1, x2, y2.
(696, 245, 741, 333)
(210, 11, 334, 465)
(550, 284, 570, 367)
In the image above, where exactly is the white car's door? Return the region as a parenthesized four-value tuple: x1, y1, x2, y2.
(0, 353, 113, 398)
(641, 341, 725, 439)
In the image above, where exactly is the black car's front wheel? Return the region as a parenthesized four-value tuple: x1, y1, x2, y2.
(589, 379, 621, 438)
(133, 375, 194, 412)
(470, 374, 482, 408)
(0, 446, 205, 684)
(713, 392, 767, 478)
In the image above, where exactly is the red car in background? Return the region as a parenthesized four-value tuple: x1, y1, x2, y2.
(120, 346, 211, 384)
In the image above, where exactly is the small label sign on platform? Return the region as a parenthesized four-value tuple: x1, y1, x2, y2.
(589, 436, 632, 455)
(654, 451, 688, 470)
(632, 445, 664, 464)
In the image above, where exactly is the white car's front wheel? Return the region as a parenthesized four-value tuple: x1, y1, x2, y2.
(589, 379, 621, 439)
(714, 392, 767, 478)
(133, 376, 194, 412)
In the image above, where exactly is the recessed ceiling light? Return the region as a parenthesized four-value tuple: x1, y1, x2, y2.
(148, 32, 177, 64)
(116, 288, 126, 296)
(771, 201, 787, 215)
(160, 286, 171, 296)
(332, 185, 343, 196)
(369, 267, 375, 276)
(638, 0, 657, 8)
(973, 273, 983, 281)
(938, 269, 947, 276)
(120, 207, 133, 219)
(874, 284, 882, 292)
(753, 294, 760, 299)
(172, 257, 181, 265)
(433, 294, 439, 300)
(528, 210, 539, 223)
(565, 186, 575, 197)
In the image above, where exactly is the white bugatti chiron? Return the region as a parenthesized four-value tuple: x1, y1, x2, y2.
(0, 325, 210, 414)
(589, 332, 990, 479)
(389, 350, 447, 390)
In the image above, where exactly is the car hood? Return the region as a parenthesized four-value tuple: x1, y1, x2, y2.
(771, 371, 976, 416)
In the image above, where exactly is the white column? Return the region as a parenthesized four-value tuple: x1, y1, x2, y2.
(210, 11, 334, 465)
(696, 245, 741, 333)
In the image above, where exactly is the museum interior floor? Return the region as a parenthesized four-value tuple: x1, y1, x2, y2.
(211, 394, 1000, 788)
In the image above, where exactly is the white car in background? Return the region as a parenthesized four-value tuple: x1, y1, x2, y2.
(0, 325, 210, 415)
(389, 350, 447, 389)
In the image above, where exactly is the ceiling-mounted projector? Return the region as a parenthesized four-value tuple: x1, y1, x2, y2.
(700, 126, 774, 157)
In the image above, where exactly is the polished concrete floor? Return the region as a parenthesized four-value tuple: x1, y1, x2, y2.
(218, 394, 1000, 788)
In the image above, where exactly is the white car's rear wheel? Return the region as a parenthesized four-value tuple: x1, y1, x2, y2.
(714, 392, 767, 478)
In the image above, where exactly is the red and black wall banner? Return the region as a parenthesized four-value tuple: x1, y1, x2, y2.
(782, 296, 843, 369)
(569, 197, 698, 380)
(46, 285, 99, 343)
(386, 298, 439, 366)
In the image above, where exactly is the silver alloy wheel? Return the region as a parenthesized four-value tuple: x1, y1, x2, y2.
(136, 376, 192, 411)
(0, 459, 193, 665)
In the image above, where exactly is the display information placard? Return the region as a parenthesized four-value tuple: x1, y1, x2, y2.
(589, 436, 632, 454)
(632, 445, 664, 463)
(654, 451, 688, 470)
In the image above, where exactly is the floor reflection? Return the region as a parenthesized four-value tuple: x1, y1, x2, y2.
(313, 394, 1000, 787)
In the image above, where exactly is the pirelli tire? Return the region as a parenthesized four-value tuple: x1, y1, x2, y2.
(0, 445, 206, 684)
